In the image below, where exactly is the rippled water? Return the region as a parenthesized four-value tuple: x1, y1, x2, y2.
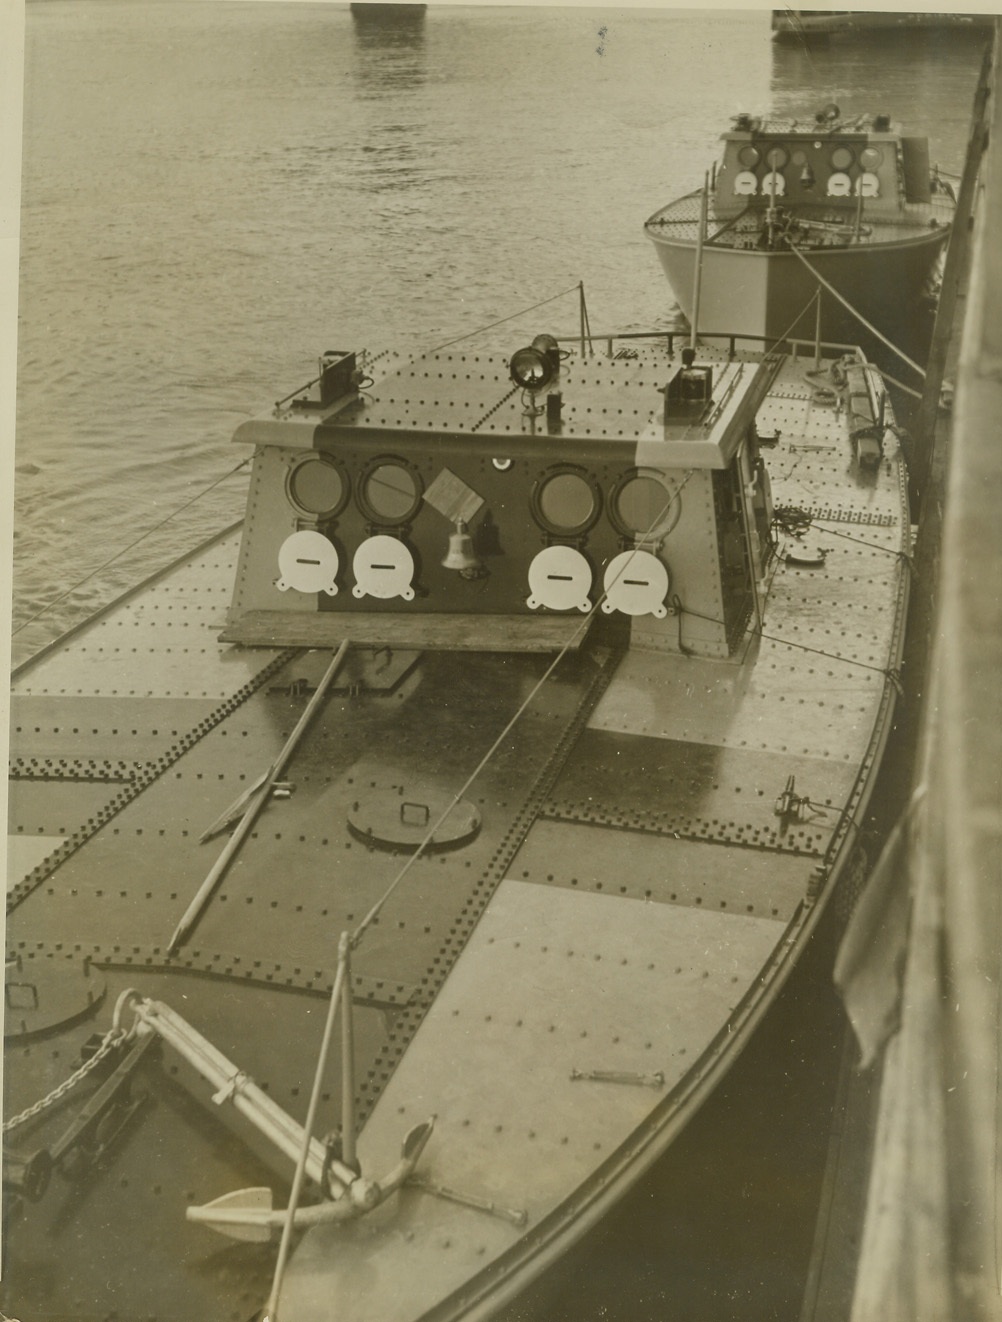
(13, 4, 985, 665)
(11, 3, 748, 659)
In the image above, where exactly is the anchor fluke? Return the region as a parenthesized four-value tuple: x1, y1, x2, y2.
(187, 1116, 438, 1240)
(186, 1187, 275, 1243)
(402, 1117, 435, 1163)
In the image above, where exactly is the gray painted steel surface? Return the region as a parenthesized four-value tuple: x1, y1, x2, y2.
(4, 341, 909, 1322)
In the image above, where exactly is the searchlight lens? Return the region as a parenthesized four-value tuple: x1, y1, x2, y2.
(509, 346, 555, 392)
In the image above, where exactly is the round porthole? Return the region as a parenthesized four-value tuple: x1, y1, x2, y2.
(286, 455, 347, 519)
(609, 469, 681, 541)
(737, 145, 760, 168)
(830, 145, 855, 171)
(357, 458, 422, 525)
(765, 145, 788, 170)
(531, 467, 601, 536)
(860, 146, 884, 170)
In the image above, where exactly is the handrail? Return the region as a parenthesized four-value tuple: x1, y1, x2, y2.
(554, 327, 862, 360)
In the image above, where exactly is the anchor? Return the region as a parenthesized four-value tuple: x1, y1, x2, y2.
(186, 1119, 435, 1241)
(113, 930, 436, 1249)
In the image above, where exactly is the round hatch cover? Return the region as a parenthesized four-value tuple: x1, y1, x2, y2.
(348, 787, 481, 852)
(5, 956, 107, 1041)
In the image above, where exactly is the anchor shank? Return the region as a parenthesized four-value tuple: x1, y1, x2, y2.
(130, 997, 355, 1191)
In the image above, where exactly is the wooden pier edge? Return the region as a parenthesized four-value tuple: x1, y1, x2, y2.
(800, 21, 1002, 1322)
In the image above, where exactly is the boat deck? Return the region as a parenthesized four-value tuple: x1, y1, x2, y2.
(646, 190, 955, 249)
(4, 345, 910, 1322)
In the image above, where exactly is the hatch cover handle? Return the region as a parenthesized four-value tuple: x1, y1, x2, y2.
(400, 801, 430, 827)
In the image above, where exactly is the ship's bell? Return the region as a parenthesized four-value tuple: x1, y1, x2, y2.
(442, 519, 480, 575)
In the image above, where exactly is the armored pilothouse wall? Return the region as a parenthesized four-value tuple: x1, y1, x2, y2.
(221, 342, 775, 658)
(714, 112, 918, 220)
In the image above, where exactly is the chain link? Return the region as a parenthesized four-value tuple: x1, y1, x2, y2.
(2, 1028, 127, 1134)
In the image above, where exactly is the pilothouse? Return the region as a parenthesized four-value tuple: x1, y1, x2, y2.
(223, 336, 777, 662)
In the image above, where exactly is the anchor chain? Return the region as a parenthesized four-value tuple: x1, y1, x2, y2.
(2, 1026, 128, 1133)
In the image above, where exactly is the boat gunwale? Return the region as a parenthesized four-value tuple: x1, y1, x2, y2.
(644, 192, 955, 250)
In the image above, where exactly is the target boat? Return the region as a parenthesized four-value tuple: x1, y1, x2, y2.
(5, 320, 910, 1321)
(645, 106, 954, 347)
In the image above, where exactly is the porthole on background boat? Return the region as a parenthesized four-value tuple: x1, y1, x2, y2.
(860, 146, 884, 170)
(830, 145, 855, 170)
(286, 454, 348, 519)
(765, 145, 788, 170)
(737, 144, 760, 168)
(530, 467, 601, 536)
(609, 469, 681, 541)
(357, 458, 423, 524)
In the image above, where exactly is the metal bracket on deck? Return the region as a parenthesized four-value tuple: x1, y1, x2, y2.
(570, 1068, 665, 1089)
(408, 1174, 528, 1228)
(774, 775, 830, 837)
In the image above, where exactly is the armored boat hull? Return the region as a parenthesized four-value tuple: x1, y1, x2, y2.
(5, 333, 910, 1322)
(645, 109, 954, 348)
(646, 204, 949, 345)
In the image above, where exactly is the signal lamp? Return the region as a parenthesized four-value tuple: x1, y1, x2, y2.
(509, 346, 556, 393)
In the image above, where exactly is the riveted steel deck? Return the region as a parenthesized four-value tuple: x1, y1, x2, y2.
(4, 342, 911, 1322)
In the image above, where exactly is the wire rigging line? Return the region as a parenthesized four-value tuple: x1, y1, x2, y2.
(426, 284, 583, 355)
(673, 597, 903, 684)
(762, 286, 823, 357)
(13, 457, 251, 636)
(786, 240, 927, 379)
(809, 521, 913, 561)
(349, 322, 896, 949)
(351, 470, 699, 950)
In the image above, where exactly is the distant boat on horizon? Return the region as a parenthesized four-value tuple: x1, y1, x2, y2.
(771, 9, 994, 41)
(350, 2, 427, 17)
